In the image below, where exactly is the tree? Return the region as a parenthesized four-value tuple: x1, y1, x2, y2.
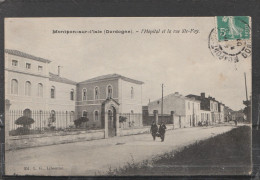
(74, 117, 89, 128)
(15, 116, 35, 128)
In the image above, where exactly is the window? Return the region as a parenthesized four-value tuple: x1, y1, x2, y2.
(11, 79, 18, 95)
(12, 60, 18, 66)
(37, 83, 43, 97)
(25, 81, 31, 96)
(131, 87, 134, 99)
(94, 111, 99, 121)
(82, 89, 87, 101)
(70, 89, 74, 100)
(107, 85, 113, 98)
(23, 109, 32, 118)
(94, 87, 99, 100)
(51, 86, 55, 98)
(198, 104, 200, 110)
(38, 66, 43, 72)
(82, 111, 88, 117)
(26, 63, 31, 69)
(188, 102, 190, 110)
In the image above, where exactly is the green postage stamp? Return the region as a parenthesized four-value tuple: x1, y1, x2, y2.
(216, 16, 250, 41)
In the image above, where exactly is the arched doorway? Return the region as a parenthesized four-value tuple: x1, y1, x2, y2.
(101, 98, 120, 138)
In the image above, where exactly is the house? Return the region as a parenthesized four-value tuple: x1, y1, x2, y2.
(76, 74, 144, 133)
(148, 92, 201, 128)
(186, 93, 225, 124)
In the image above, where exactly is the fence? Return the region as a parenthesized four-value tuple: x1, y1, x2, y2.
(118, 113, 143, 129)
(8, 110, 144, 136)
(9, 110, 77, 136)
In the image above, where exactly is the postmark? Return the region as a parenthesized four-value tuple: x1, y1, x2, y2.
(216, 16, 250, 41)
(208, 28, 251, 63)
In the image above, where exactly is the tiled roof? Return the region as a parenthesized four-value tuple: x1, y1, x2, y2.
(79, 73, 144, 85)
(5, 49, 51, 63)
(49, 72, 77, 85)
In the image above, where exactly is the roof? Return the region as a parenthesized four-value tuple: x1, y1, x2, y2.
(151, 93, 200, 104)
(5, 49, 52, 63)
(49, 72, 77, 85)
(79, 73, 144, 85)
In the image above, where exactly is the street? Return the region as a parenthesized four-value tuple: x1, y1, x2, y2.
(6, 125, 237, 176)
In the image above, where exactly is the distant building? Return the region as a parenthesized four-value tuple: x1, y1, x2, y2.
(148, 92, 200, 128)
(186, 93, 225, 124)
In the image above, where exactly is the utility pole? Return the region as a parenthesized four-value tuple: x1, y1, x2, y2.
(244, 72, 248, 101)
(161, 84, 164, 123)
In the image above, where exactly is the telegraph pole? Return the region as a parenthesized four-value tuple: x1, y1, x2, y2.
(244, 72, 248, 101)
(161, 84, 164, 122)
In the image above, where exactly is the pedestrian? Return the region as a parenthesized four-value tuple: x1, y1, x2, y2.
(159, 122, 167, 142)
(150, 121, 158, 141)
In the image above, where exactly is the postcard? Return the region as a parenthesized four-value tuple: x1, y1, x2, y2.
(4, 17, 252, 176)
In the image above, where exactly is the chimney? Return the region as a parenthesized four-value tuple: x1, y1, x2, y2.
(201, 92, 205, 98)
(58, 66, 61, 76)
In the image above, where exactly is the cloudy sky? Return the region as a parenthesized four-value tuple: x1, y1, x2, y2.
(5, 17, 251, 110)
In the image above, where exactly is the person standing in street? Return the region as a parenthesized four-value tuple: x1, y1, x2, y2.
(159, 122, 167, 142)
(150, 121, 158, 141)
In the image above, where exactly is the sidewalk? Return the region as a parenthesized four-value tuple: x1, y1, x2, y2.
(5, 125, 237, 176)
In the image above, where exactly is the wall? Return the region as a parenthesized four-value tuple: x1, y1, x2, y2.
(148, 94, 185, 115)
(119, 79, 143, 114)
(185, 99, 201, 126)
(5, 53, 50, 110)
(76, 79, 119, 127)
(7, 130, 105, 150)
(76, 79, 119, 103)
(48, 80, 76, 112)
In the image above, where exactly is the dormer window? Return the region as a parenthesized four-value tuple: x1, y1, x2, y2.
(12, 60, 18, 67)
(26, 63, 31, 69)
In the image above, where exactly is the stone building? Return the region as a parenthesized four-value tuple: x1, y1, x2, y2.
(76, 74, 144, 134)
(148, 92, 201, 128)
(5, 50, 145, 137)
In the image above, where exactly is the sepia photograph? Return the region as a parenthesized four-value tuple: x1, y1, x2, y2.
(4, 17, 252, 176)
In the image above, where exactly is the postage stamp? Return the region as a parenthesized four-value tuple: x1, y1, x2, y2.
(216, 16, 250, 41)
(209, 28, 252, 63)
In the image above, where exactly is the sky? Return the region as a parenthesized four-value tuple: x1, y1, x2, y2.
(5, 17, 252, 110)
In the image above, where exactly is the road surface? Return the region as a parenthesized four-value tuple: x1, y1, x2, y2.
(5, 125, 237, 176)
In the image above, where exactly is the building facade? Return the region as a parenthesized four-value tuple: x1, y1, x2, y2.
(148, 92, 200, 128)
(5, 50, 144, 137)
(187, 93, 226, 125)
(76, 74, 144, 129)
(5, 49, 77, 113)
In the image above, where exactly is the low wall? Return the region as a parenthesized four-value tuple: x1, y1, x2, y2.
(7, 125, 175, 150)
(7, 129, 105, 151)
